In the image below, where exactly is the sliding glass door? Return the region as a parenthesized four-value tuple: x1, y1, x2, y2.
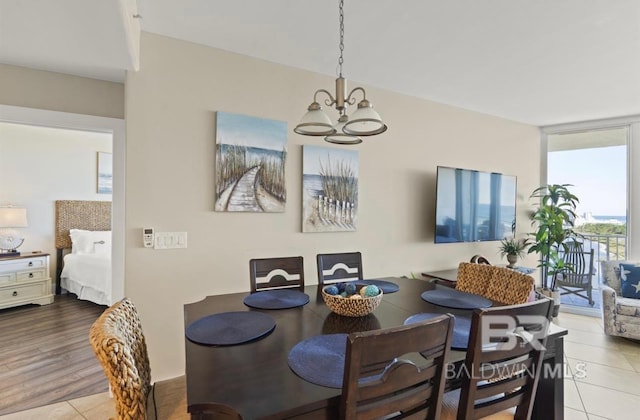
(546, 127, 628, 314)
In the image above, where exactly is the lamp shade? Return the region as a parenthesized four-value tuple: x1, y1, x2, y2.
(294, 106, 336, 136)
(325, 114, 363, 145)
(342, 101, 388, 136)
(0, 207, 28, 228)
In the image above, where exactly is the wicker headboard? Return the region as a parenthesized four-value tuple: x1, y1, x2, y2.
(54, 200, 112, 249)
(54, 200, 111, 294)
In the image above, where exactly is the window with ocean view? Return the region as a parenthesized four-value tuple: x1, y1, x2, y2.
(547, 127, 628, 312)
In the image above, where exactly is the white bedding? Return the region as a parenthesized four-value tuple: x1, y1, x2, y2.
(61, 253, 112, 306)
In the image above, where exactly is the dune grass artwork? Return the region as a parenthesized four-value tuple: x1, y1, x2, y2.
(215, 112, 287, 212)
(302, 145, 359, 232)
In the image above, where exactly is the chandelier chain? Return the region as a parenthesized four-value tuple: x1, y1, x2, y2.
(338, 0, 344, 76)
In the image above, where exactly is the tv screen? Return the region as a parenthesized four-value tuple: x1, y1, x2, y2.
(434, 166, 516, 243)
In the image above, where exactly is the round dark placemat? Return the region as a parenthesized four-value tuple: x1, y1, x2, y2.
(243, 289, 310, 310)
(358, 279, 400, 294)
(186, 311, 276, 346)
(288, 333, 347, 388)
(420, 288, 492, 310)
(404, 313, 472, 350)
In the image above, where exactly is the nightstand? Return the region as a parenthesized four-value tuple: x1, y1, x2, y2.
(0, 252, 54, 310)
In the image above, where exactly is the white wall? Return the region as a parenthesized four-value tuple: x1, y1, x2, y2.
(126, 33, 542, 380)
(0, 64, 125, 119)
(0, 122, 112, 282)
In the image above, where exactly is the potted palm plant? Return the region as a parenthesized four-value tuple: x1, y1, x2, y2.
(528, 184, 580, 316)
(499, 237, 530, 268)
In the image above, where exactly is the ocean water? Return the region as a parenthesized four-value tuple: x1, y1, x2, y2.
(98, 173, 112, 194)
(591, 215, 626, 224)
(303, 174, 323, 197)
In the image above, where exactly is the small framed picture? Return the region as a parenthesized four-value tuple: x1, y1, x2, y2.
(97, 152, 113, 194)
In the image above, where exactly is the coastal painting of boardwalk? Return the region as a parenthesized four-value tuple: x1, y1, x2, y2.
(303, 146, 359, 232)
(215, 112, 287, 212)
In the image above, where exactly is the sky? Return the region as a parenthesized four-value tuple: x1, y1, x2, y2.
(216, 111, 287, 151)
(547, 145, 626, 217)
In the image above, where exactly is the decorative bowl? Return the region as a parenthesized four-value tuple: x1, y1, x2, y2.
(321, 284, 383, 317)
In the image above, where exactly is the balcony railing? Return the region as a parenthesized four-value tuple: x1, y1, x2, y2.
(578, 233, 626, 263)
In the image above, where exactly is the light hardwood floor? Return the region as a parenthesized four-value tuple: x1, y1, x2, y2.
(1, 309, 638, 419)
(0, 294, 109, 416)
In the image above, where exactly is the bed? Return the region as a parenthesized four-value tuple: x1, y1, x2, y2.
(55, 200, 112, 306)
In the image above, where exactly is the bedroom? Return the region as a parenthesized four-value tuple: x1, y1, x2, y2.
(0, 121, 116, 413)
(0, 122, 114, 301)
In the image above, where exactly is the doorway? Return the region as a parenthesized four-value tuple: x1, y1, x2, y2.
(0, 105, 125, 414)
(545, 127, 628, 316)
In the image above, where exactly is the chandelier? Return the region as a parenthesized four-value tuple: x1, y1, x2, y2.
(293, 0, 387, 145)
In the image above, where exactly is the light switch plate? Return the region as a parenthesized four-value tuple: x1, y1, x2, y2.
(154, 232, 187, 249)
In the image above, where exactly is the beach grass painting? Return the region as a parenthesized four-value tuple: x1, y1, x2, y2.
(215, 112, 287, 212)
(303, 145, 359, 232)
(97, 152, 112, 194)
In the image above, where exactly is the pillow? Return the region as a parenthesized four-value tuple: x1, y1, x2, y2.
(69, 229, 93, 254)
(92, 231, 112, 256)
(601, 260, 627, 292)
(69, 229, 111, 255)
(619, 263, 640, 299)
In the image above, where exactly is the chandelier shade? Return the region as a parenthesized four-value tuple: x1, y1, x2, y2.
(325, 113, 362, 144)
(292, 103, 336, 136)
(342, 100, 388, 136)
(293, 0, 386, 145)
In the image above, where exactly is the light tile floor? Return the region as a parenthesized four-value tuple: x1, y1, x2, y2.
(1, 313, 638, 419)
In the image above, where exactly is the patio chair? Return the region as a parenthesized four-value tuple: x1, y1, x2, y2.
(340, 314, 454, 419)
(441, 298, 554, 419)
(248, 256, 305, 293)
(556, 245, 595, 306)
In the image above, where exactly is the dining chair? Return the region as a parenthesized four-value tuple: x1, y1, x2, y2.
(340, 313, 454, 420)
(556, 243, 595, 305)
(90, 298, 239, 420)
(455, 262, 495, 296)
(441, 298, 554, 420)
(316, 251, 363, 287)
(249, 256, 305, 293)
(456, 262, 534, 305)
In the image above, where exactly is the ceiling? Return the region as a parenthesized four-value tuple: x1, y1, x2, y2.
(1, 0, 639, 126)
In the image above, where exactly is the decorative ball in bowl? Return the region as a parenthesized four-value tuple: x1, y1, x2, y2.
(321, 283, 383, 317)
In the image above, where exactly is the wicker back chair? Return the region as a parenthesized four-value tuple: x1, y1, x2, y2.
(456, 262, 534, 305)
(484, 267, 534, 305)
(89, 298, 152, 420)
(455, 262, 495, 296)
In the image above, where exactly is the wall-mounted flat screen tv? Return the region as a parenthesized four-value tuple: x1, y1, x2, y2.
(434, 166, 516, 243)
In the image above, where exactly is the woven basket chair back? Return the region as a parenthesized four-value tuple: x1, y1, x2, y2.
(457, 262, 534, 305)
(89, 298, 152, 420)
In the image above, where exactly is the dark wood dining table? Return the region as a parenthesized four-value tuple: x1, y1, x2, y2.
(184, 276, 567, 419)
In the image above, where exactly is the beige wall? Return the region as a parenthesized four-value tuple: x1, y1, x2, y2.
(0, 122, 112, 283)
(0, 64, 124, 119)
(126, 33, 541, 380)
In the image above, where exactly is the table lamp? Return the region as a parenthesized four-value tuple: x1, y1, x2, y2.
(0, 206, 28, 258)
